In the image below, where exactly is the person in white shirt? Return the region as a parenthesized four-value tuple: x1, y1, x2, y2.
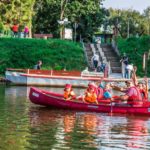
(91, 53, 99, 70)
(125, 64, 133, 79)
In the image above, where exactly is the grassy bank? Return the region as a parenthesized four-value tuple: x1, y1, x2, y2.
(117, 36, 150, 76)
(0, 38, 87, 74)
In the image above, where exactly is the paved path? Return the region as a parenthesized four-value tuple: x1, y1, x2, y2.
(109, 73, 122, 79)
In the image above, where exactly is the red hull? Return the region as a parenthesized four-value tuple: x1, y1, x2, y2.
(29, 87, 150, 115)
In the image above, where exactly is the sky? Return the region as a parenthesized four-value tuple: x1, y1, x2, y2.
(102, 0, 150, 14)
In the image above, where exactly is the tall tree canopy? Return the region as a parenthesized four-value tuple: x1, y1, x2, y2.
(0, 0, 35, 35)
(33, 0, 105, 40)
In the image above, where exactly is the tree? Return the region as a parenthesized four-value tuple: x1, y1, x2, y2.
(33, 0, 105, 40)
(0, 0, 35, 36)
(106, 8, 148, 38)
(143, 6, 150, 35)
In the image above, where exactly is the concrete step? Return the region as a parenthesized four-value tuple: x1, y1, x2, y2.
(107, 57, 119, 61)
(110, 62, 121, 67)
(111, 67, 121, 73)
(104, 53, 118, 57)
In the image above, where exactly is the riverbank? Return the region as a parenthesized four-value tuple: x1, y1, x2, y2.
(0, 76, 7, 82)
(0, 38, 86, 74)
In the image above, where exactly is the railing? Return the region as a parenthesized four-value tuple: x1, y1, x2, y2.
(111, 39, 120, 56)
(6, 68, 27, 73)
(81, 42, 90, 67)
(28, 69, 81, 76)
(33, 34, 53, 39)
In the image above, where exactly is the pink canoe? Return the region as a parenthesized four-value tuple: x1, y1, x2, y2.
(29, 87, 150, 115)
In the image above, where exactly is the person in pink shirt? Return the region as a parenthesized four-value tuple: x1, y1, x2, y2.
(120, 81, 142, 105)
(24, 26, 29, 38)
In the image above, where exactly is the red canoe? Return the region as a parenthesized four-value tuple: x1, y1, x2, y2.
(29, 87, 150, 115)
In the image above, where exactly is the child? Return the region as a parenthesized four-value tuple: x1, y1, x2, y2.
(64, 84, 76, 100)
(103, 83, 112, 99)
(83, 84, 98, 104)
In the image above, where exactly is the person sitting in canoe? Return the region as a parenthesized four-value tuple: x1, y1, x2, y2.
(82, 83, 98, 104)
(96, 83, 104, 100)
(64, 84, 76, 100)
(103, 83, 113, 100)
(131, 66, 149, 101)
(119, 80, 143, 105)
(97, 82, 114, 101)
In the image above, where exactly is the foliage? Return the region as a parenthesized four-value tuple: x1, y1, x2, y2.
(117, 36, 150, 76)
(33, 0, 105, 40)
(105, 8, 149, 38)
(143, 6, 150, 35)
(0, 0, 35, 35)
(0, 38, 86, 74)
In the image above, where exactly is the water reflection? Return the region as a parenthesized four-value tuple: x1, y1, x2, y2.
(0, 85, 150, 150)
(126, 116, 149, 149)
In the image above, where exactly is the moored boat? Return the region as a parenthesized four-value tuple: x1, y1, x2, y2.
(5, 68, 106, 87)
(29, 87, 150, 115)
(5, 68, 135, 87)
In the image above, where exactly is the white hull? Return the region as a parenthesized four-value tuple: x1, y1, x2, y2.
(5, 71, 102, 87)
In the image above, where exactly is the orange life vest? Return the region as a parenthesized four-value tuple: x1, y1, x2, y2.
(64, 90, 75, 100)
(84, 91, 97, 103)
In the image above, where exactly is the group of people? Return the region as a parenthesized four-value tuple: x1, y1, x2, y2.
(120, 53, 134, 79)
(63, 67, 149, 106)
(11, 24, 29, 38)
(91, 53, 106, 72)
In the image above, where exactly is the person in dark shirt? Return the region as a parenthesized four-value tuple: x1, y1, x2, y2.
(120, 53, 129, 78)
(34, 60, 42, 70)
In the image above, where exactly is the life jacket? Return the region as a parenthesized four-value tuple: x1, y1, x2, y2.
(64, 90, 75, 100)
(84, 91, 97, 103)
(127, 86, 143, 105)
(97, 87, 104, 99)
(139, 89, 148, 100)
(103, 89, 112, 99)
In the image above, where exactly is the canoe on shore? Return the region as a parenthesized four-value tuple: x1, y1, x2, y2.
(29, 87, 150, 115)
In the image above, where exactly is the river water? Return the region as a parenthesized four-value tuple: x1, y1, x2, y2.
(0, 85, 150, 150)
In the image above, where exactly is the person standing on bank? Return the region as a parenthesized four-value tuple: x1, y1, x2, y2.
(91, 53, 99, 70)
(120, 53, 129, 78)
(12, 24, 19, 38)
(24, 26, 29, 38)
(34, 60, 42, 70)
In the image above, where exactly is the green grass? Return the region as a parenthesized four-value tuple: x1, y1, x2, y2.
(0, 38, 87, 74)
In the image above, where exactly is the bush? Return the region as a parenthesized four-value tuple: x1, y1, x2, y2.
(0, 38, 87, 74)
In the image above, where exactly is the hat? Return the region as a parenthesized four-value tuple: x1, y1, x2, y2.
(65, 84, 72, 89)
(88, 84, 96, 90)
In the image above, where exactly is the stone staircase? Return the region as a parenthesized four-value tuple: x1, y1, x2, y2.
(101, 44, 121, 73)
(84, 43, 94, 69)
(83, 43, 121, 73)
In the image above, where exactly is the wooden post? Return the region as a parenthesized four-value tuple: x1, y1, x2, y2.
(143, 52, 148, 76)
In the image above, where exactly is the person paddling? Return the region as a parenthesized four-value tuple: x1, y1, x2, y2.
(120, 80, 143, 105)
(64, 84, 76, 100)
(131, 66, 149, 101)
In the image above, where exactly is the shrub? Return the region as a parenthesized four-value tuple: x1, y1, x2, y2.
(0, 38, 87, 74)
